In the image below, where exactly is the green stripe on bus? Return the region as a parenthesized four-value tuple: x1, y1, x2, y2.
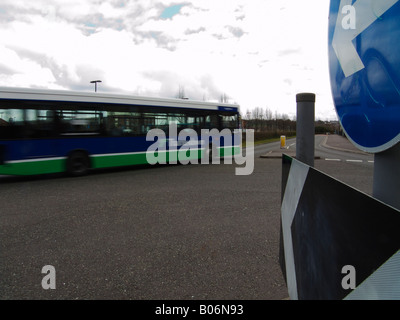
(91, 153, 148, 168)
(219, 146, 240, 157)
(0, 159, 65, 176)
(0, 147, 240, 175)
(91, 149, 206, 168)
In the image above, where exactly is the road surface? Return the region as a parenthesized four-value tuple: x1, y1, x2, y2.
(0, 134, 374, 299)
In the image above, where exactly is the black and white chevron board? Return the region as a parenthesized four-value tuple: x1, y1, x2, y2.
(279, 154, 400, 300)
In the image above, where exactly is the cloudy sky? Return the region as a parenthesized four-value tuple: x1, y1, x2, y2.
(0, 0, 337, 120)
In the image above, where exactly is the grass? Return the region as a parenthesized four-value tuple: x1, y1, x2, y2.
(242, 135, 296, 147)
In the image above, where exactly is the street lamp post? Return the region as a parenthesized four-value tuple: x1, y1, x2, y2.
(90, 80, 102, 92)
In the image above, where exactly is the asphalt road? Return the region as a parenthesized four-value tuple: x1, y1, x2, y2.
(314, 135, 374, 195)
(0, 135, 374, 300)
(261, 135, 374, 195)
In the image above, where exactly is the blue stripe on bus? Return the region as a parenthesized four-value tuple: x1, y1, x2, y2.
(1, 137, 152, 161)
(218, 106, 238, 112)
(1, 135, 241, 162)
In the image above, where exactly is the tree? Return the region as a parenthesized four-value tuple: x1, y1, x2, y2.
(251, 107, 264, 120)
(265, 107, 273, 120)
(219, 93, 229, 103)
(176, 85, 186, 99)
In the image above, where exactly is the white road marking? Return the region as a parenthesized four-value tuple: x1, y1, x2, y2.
(323, 158, 374, 164)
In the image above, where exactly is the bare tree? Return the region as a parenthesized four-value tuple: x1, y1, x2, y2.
(265, 107, 273, 120)
(251, 107, 264, 120)
(219, 93, 229, 103)
(176, 85, 186, 99)
(281, 113, 289, 120)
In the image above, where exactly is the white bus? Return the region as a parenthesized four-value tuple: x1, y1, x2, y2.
(0, 87, 240, 176)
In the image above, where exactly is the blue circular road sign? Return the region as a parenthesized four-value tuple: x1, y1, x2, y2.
(328, 0, 400, 153)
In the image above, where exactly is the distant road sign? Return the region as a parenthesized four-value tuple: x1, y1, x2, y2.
(328, 0, 400, 153)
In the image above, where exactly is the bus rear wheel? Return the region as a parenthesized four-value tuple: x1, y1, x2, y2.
(66, 151, 90, 176)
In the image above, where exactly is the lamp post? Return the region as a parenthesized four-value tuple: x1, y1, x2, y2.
(90, 80, 102, 92)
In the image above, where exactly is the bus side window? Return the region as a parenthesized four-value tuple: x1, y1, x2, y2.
(209, 114, 220, 130)
(222, 114, 238, 130)
(0, 109, 29, 139)
(58, 110, 104, 135)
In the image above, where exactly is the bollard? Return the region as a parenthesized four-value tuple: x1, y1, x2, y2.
(296, 93, 315, 167)
(280, 135, 286, 149)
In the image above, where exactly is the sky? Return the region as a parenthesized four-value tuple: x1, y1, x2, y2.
(0, 0, 337, 120)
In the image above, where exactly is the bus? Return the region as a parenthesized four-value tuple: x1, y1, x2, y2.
(0, 87, 241, 176)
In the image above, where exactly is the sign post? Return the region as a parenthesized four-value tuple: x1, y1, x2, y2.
(373, 144, 400, 209)
(329, 0, 400, 209)
(296, 93, 315, 167)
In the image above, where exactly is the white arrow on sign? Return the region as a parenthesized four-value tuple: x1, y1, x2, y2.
(332, 0, 399, 78)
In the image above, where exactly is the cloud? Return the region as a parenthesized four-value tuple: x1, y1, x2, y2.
(184, 27, 206, 35)
(278, 48, 302, 57)
(227, 26, 245, 38)
(284, 78, 293, 86)
(0, 62, 14, 75)
(0, 0, 337, 120)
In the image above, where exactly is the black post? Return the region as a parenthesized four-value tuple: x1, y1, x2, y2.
(373, 143, 400, 210)
(90, 80, 102, 92)
(296, 93, 315, 167)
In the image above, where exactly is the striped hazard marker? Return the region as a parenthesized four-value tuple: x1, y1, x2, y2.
(279, 155, 400, 300)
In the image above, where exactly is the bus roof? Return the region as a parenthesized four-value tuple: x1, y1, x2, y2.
(0, 87, 239, 112)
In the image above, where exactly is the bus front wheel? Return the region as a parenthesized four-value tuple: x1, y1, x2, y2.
(66, 151, 90, 176)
